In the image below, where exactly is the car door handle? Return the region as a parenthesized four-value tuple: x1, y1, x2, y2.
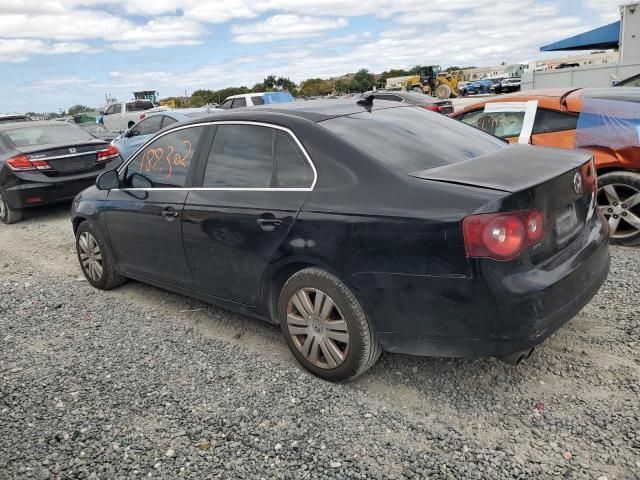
(257, 217, 283, 232)
(162, 207, 180, 221)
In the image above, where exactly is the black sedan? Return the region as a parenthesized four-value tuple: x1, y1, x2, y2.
(70, 99, 610, 381)
(362, 90, 454, 114)
(0, 121, 122, 223)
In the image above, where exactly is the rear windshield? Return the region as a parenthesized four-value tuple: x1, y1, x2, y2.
(126, 101, 154, 112)
(321, 107, 505, 173)
(0, 116, 30, 124)
(262, 92, 294, 104)
(2, 124, 96, 148)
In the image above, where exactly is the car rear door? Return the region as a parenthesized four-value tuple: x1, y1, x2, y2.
(106, 124, 208, 287)
(530, 109, 579, 149)
(183, 122, 315, 306)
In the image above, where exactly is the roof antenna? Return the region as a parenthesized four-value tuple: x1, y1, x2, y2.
(357, 94, 374, 112)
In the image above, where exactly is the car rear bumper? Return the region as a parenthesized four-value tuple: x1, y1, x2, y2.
(358, 218, 610, 358)
(3, 160, 120, 210)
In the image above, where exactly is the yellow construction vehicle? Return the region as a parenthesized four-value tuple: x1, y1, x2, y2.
(403, 66, 464, 99)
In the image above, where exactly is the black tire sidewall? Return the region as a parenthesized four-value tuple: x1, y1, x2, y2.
(75, 221, 118, 289)
(278, 270, 368, 382)
(598, 171, 640, 246)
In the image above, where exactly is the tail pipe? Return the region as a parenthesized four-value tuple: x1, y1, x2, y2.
(498, 347, 535, 366)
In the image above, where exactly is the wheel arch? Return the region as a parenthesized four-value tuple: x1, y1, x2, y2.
(261, 256, 356, 323)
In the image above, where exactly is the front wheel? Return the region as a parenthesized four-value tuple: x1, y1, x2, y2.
(75, 221, 126, 289)
(597, 171, 640, 246)
(279, 268, 381, 382)
(0, 191, 22, 224)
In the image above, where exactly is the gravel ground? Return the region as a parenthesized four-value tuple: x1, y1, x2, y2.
(1, 204, 639, 480)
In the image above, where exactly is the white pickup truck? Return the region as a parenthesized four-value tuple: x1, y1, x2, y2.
(99, 100, 157, 133)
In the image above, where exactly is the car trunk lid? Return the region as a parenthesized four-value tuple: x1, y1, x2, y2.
(410, 144, 597, 262)
(18, 141, 109, 175)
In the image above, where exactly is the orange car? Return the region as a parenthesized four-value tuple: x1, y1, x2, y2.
(452, 87, 640, 246)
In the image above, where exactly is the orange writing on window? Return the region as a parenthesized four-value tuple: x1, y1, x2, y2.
(136, 139, 194, 179)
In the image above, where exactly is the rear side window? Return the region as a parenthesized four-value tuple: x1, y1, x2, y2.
(251, 96, 265, 106)
(2, 124, 95, 147)
(533, 109, 578, 134)
(126, 101, 154, 112)
(162, 116, 178, 128)
(275, 131, 312, 188)
(323, 107, 505, 173)
(204, 125, 273, 187)
(374, 94, 403, 102)
(125, 126, 204, 188)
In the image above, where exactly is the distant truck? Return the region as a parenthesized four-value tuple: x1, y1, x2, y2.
(99, 99, 157, 132)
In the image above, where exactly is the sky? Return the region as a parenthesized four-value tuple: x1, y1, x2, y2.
(0, 0, 623, 113)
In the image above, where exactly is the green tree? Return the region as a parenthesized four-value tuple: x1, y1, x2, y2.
(352, 69, 376, 92)
(298, 78, 333, 97)
(68, 104, 91, 115)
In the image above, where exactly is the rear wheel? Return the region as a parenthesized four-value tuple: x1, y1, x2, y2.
(0, 191, 22, 224)
(412, 86, 423, 93)
(435, 84, 452, 99)
(597, 171, 640, 246)
(279, 268, 381, 382)
(75, 221, 126, 289)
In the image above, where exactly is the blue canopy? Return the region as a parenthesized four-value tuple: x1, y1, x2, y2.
(540, 21, 620, 51)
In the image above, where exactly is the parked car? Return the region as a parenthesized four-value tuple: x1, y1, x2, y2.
(219, 91, 294, 109)
(492, 77, 522, 94)
(112, 108, 216, 160)
(0, 114, 31, 124)
(0, 121, 121, 223)
(361, 90, 453, 114)
(459, 79, 494, 96)
(613, 72, 640, 87)
(451, 87, 640, 245)
(71, 99, 609, 381)
(557, 62, 581, 69)
(100, 100, 157, 133)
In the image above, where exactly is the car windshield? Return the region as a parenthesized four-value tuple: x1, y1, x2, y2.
(321, 107, 505, 173)
(2, 124, 96, 148)
(262, 92, 294, 104)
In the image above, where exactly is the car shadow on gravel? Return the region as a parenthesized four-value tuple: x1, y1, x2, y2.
(17, 201, 72, 224)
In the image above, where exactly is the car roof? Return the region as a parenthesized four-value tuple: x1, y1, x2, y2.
(0, 120, 72, 131)
(452, 88, 585, 115)
(180, 98, 410, 125)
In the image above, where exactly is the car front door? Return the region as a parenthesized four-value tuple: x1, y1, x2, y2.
(183, 123, 315, 305)
(102, 104, 122, 132)
(106, 124, 208, 287)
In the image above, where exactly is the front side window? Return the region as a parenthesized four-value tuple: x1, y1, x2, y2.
(459, 109, 525, 138)
(204, 125, 273, 188)
(232, 98, 247, 108)
(125, 126, 205, 188)
(220, 99, 233, 110)
(106, 104, 121, 115)
(132, 116, 162, 136)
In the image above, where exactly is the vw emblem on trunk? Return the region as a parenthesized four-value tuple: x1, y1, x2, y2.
(573, 172, 583, 195)
(69, 147, 77, 154)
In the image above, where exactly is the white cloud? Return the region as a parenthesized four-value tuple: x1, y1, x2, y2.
(231, 15, 348, 43)
(109, 16, 206, 50)
(583, 0, 621, 22)
(0, 39, 94, 63)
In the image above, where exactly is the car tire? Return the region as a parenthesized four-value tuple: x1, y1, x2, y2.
(412, 87, 423, 93)
(278, 267, 381, 382)
(0, 190, 22, 224)
(597, 171, 640, 246)
(75, 221, 127, 290)
(435, 84, 452, 99)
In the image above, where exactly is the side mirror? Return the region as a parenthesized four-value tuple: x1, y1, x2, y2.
(99, 111, 105, 115)
(96, 169, 119, 190)
(130, 173, 153, 189)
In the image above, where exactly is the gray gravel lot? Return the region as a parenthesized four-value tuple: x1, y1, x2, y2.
(1, 204, 639, 479)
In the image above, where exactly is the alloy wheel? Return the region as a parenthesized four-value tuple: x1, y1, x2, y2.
(78, 232, 104, 282)
(286, 288, 350, 369)
(598, 184, 640, 240)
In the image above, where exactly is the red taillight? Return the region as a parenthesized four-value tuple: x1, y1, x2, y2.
(140, 113, 145, 120)
(6, 154, 51, 171)
(422, 105, 442, 113)
(462, 209, 546, 261)
(97, 144, 120, 162)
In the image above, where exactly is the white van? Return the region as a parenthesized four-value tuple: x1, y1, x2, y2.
(219, 92, 294, 110)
